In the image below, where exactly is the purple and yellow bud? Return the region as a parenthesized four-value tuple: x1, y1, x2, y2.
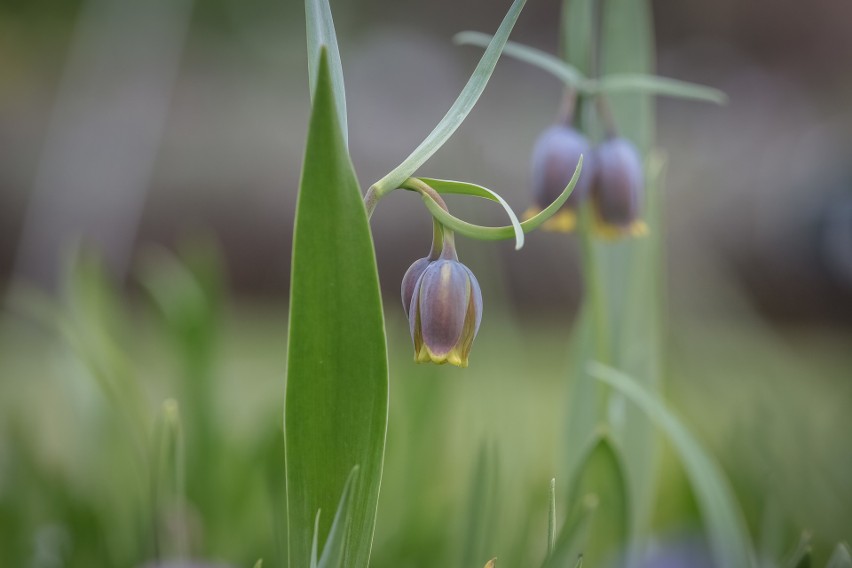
(590, 136, 648, 239)
(524, 124, 594, 233)
(406, 258, 482, 368)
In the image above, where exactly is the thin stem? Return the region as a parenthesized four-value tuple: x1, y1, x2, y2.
(595, 94, 618, 138)
(577, 205, 612, 417)
(428, 217, 444, 260)
(363, 185, 380, 219)
(557, 88, 578, 126)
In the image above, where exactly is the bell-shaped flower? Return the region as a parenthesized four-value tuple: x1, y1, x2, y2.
(407, 257, 482, 367)
(590, 136, 647, 239)
(401, 256, 432, 318)
(525, 124, 594, 232)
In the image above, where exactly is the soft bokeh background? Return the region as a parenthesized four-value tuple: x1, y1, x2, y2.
(1, 0, 851, 566)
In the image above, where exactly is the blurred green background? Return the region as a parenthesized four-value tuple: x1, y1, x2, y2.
(1, 0, 851, 566)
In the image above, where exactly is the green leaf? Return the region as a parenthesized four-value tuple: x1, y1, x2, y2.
(544, 490, 595, 568)
(252, 560, 263, 568)
(588, 362, 756, 568)
(460, 441, 500, 568)
(415, 177, 525, 249)
(828, 544, 852, 568)
(318, 467, 360, 568)
(784, 532, 812, 568)
(305, 0, 347, 146)
(454, 32, 586, 87)
(566, 435, 629, 568)
(586, 73, 727, 104)
(285, 50, 388, 568)
(372, 0, 527, 194)
(152, 399, 186, 559)
(547, 478, 556, 557)
(454, 33, 724, 104)
(417, 156, 582, 242)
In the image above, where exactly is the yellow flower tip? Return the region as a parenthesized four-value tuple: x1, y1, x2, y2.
(414, 344, 469, 367)
(593, 216, 649, 241)
(541, 209, 577, 233)
(630, 220, 649, 237)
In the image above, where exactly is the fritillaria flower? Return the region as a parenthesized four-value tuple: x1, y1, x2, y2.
(404, 244, 482, 368)
(525, 124, 594, 232)
(590, 135, 647, 239)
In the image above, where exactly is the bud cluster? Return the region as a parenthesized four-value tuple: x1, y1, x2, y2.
(524, 102, 647, 239)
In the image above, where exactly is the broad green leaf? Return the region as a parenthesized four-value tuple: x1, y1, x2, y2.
(828, 544, 852, 568)
(566, 435, 629, 568)
(305, 0, 347, 146)
(454, 32, 586, 87)
(589, 362, 755, 568)
(416, 177, 525, 249)
(318, 467, 360, 568)
(372, 0, 527, 194)
(417, 156, 582, 242)
(285, 50, 388, 568)
(586, 73, 726, 104)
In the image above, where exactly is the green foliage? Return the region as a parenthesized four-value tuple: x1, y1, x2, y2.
(305, 0, 348, 146)
(827, 544, 852, 568)
(284, 50, 388, 568)
(546, 435, 629, 568)
(372, 0, 527, 195)
(455, 32, 726, 104)
(413, 157, 582, 242)
(590, 362, 756, 568)
(415, 178, 525, 249)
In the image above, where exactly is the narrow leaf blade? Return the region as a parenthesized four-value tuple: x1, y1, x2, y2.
(285, 50, 388, 568)
(373, 0, 527, 193)
(589, 362, 755, 568)
(416, 177, 525, 249)
(305, 0, 348, 146)
(828, 544, 852, 568)
(418, 157, 582, 242)
(566, 435, 629, 568)
(318, 467, 360, 568)
(454, 32, 585, 86)
(589, 73, 727, 104)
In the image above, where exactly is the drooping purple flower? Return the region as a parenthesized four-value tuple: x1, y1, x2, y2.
(591, 136, 647, 238)
(527, 124, 594, 232)
(407, 258, 482, 367)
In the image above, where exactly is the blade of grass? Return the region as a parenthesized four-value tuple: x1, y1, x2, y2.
(589, 362, 756, 568)
(305, 0, 347, 146)
(828, 544, 852, 568)
(285, 50, 388, 568)
(372, 0, 527, 194)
